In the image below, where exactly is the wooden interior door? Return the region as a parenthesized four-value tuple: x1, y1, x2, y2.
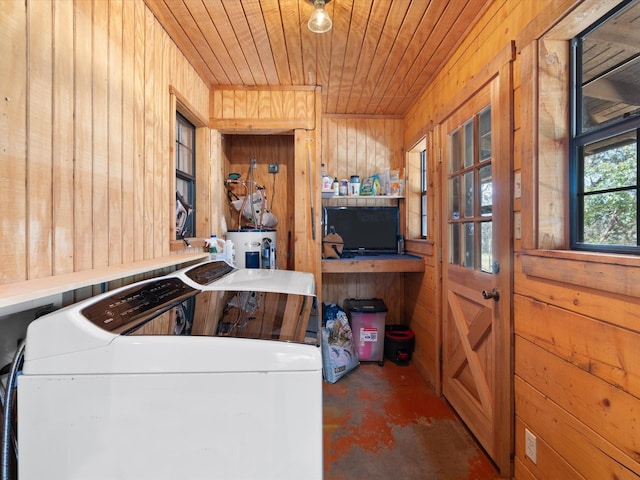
(440, 71, 513, 476)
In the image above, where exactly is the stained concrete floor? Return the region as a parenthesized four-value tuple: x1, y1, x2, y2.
(323, 361, 500, 480)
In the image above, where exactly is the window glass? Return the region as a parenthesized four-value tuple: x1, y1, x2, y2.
(176, 113, 196, 240)
(571, 0, 640, 253)
(580, 131, 638, 246)
(479, 107, 491, 161)
(420, 149, 428, 238)
(447, 105, 493, 270)
(579, 2, 640, 133)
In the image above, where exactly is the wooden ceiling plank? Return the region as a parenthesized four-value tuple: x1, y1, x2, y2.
(299, 0, 319, 86)
(347, 0, 408, 115)
(391, 0, 486, 115)
(325, 0, 355, 114)
(145, 0, 224, 85)
(344, 0, 389, 113)
(314, 0, 335, 111)
(369, 0, 443, 115)
(182, 0, 243, 85)
(279, 0, 306, 85)
(208, 0, 267, 85)
(147, 0, 493, 115)
(261, 0, 293, 85)
(364, 0, 430, 114)
(334, 0, 373, 113)
(240, 0, 281, 86)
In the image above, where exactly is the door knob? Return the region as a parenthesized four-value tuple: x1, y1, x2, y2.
(481, 288, 500, 302)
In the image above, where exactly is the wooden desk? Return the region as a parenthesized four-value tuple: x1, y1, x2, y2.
(321, 254, 424, 274)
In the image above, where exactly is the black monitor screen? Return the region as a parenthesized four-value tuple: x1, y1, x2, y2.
(324, 206, 399, 254)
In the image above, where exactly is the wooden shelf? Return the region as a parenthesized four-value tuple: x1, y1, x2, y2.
(0, 252, 209, 311)
(322, 195, 404, 200)
(321, 254, 424, 274)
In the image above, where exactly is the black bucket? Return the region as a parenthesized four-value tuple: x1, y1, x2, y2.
(384, 325, 415, 366)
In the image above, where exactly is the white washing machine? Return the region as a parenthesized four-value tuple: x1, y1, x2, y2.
(18, 261, 322, 480)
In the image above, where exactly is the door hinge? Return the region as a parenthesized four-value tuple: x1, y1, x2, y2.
(438, 148, 442, 163)
(437, 247, 442, 262)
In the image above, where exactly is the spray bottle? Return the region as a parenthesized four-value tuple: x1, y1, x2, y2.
(206, 234, 219, 260)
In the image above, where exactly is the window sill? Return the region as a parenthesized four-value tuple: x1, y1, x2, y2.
(406, 239, 434, 256)
(519, 248, 640, 298)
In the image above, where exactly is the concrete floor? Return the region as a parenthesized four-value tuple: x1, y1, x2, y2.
(323, 361, 500, 480)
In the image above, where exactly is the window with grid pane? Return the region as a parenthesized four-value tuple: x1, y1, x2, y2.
(420, 149, 428, 238)
(571, 0, 640, 253)
(176, 113, 196, 240)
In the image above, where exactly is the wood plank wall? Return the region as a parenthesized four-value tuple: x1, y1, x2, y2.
(0, 0, 209, 288)
(320, 116, 406, 321)
(513, 1, 640, 478)
(405, 0, 640, 478)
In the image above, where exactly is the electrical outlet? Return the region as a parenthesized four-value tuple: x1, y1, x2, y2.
(514, 171, 522, 198)
(525, 428, 537, 464)
(268, 163, 279, 174)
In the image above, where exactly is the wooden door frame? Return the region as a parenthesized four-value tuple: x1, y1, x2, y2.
(434, 43, 515, 476)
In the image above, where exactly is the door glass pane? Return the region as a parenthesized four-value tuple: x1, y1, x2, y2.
(479, 165, 492, 216)
(450, 177, 460, 219)
(450, 129, 460, 172)
(463, 120, 473, 167)
(463, 222, 474, 268)
(479, 106, 491, 161)
(464, 171, 474, 218)
(480, 221, 493, 273)
(449, 223, 460, 265)
(421, 194, 427, 238)
(448, 106, 493, 271)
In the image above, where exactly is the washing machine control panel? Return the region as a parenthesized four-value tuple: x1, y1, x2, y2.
(81, 278, 197, 333)
(185, 260, 234, 285)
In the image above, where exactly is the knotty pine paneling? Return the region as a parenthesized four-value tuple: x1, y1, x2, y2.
(210, 86, 316, 132)
(0, 0, 209, 285)
(321, 116, 404, 185)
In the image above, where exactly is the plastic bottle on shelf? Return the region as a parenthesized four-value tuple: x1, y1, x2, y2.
(332, 177, 339, 196)
(321, 163, 332, 190)
(207, 234, 218, 260)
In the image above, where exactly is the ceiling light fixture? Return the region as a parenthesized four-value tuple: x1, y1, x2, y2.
(307, 0, 332, 34)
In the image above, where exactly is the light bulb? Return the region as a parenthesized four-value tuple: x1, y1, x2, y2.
(308, 0, 332, 33)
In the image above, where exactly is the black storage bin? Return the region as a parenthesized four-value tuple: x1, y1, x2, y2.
(384, 325, 415, 366)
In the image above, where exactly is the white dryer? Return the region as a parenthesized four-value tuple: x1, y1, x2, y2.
(18, 261, 322, 480)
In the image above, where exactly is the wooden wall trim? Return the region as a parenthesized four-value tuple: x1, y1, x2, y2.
(170, 85, 209, 127)
(519, 40, 538, 250)
(212, 85, 317, 92)
(322, 113, 404, 120)
(209, 86, 317, 132)
(521, 250, 640, 299)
